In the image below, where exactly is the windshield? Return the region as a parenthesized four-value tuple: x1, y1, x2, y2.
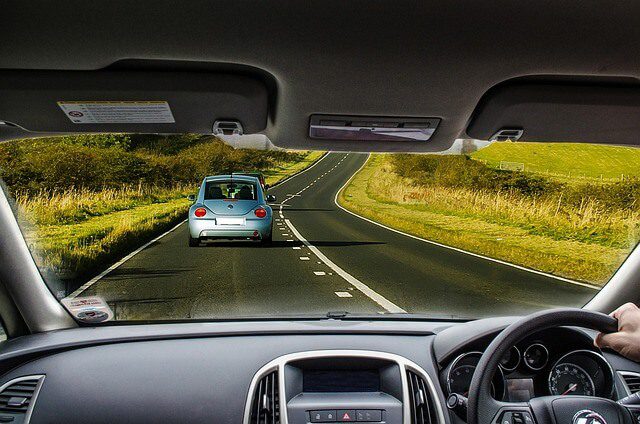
(2, 134, 638, 322)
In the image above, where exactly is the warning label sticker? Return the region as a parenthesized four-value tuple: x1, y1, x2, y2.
(58, 101, 175, 124)
(61, 296, 114, 323)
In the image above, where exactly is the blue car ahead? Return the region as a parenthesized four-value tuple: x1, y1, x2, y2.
(188, 175, 276, 246)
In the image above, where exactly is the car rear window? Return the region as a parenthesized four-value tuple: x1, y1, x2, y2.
(204, 181, 257, 200)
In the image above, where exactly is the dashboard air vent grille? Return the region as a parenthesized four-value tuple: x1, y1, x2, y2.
(621, 372, 640, 394)
(407, 370, 436, 424)
(250, 370, 280, 424)
(0, 376, 43, 415)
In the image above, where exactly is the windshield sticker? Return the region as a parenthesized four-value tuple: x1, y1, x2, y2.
(57, 101, 175, 124)
(61, 296, 114, 323)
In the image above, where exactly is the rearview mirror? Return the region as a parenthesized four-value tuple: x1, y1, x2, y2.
(266, 194, 276, 203)
(188, 194, 196, 202)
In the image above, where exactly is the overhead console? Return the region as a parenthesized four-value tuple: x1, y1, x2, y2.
(466, 80, 640, 145)
(245, 350, 444, 424)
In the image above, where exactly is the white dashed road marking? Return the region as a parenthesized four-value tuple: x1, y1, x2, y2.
(276, 153, 406, 314)
(284, 217, 406, 313)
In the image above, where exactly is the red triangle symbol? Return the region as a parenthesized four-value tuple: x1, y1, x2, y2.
(342, 412, 352, 420)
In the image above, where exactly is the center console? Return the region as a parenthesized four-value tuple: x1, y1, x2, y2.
(243, 350, 444, 424)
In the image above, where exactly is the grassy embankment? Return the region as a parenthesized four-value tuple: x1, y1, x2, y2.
(339, 143, 640, 285)
(0, 134, 323, 284)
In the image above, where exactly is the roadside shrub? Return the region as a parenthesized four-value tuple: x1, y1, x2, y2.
(0, 134, 308, 196)
(60, 134, 132, 150)
(391, 154, 558, 197)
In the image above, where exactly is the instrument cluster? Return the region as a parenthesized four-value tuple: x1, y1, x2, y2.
(442, 336, 615, 404)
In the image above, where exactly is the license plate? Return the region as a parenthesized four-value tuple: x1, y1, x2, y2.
(216, 217, 245, 226)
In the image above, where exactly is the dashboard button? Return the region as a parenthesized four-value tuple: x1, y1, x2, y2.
(511, 412, 525, 424)
(310, 410, 337, 422)
(521, 412, 534, 424)
(500, 412, 512, 424)
(356, 410, 382, 421)
(338, 409, 356, 421)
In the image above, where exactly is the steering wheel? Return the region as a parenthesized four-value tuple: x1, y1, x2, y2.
(467, 308, 633, 424)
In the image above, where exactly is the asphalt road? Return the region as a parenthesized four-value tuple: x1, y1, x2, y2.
(76, 153, 596, 321)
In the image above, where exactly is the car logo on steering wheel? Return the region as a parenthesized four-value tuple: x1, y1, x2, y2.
(573, 410, 606, 424)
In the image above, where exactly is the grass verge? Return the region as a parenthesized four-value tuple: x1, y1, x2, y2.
(338, 155, 639, 285)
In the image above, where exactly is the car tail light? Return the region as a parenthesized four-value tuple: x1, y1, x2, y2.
(254, 208, 267, 218)
(194, 207, 207, 218)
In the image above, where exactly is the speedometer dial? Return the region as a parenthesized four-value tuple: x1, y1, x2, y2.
(449, 364, 476, 396)
(548, 363, 595, 396)
(446, 352, 504, 399)
(547, 350, 614, 398)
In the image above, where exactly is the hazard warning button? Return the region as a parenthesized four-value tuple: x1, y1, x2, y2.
(337, 410, 356, 421)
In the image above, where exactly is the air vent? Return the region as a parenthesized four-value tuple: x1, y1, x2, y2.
(406, 370, 436, 424)
(0, 375, 44, 420)
(620, 372, 640, 394)
(249, 371, 280, 424)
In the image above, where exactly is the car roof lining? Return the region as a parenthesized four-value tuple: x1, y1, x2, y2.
(2, 1, 640, 152)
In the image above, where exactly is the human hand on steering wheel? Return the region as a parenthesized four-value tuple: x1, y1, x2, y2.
(595, 303, 640, 362)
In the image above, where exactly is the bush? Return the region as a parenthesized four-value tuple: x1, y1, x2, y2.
(391, 154, 558, 197)
(0, 134, 307, 196)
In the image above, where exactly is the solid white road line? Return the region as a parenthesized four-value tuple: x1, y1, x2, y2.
(66, 219, 188, 299)
(285, 218, 407, 313)
(333, 154, 600, 291)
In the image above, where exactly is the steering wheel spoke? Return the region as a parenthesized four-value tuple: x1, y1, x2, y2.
(491, 402, 536, 424)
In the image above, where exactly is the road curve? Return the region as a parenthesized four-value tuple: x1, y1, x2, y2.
(78, 153, 596, 320)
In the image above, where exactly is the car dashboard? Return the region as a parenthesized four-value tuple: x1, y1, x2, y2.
(0, 317, 638, 424)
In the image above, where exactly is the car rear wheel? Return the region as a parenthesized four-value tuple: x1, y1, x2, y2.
(188, 235, 201, 247)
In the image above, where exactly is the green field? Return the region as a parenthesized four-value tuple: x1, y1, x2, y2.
(472, 142, 640, 180)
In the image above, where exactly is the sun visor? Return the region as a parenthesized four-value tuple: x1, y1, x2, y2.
(0, 71, 268, 134)
(466, 82, 640, 145)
